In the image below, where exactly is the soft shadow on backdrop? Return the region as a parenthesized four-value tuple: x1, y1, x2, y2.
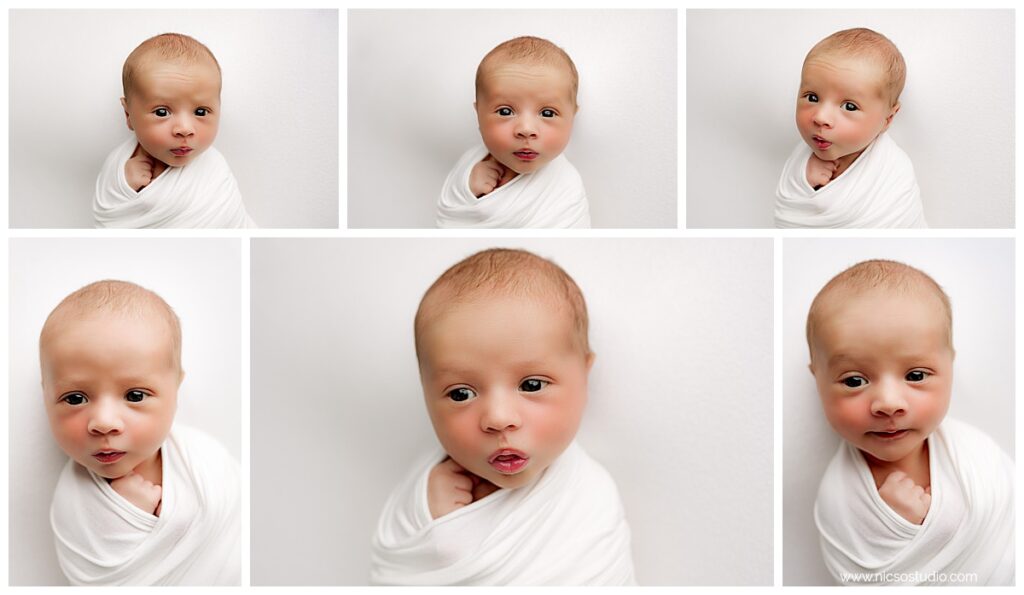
(251, 238, 772, 585)
(687, 10, 1014, 228)
(782, 238, 1015, 585)
(348, 10, 678, 229)
(10, 9, 338, 229)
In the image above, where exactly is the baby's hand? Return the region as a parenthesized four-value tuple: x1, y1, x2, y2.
(125, 147, 158, 191)
(878, 471, 931, 525)
(427, 457, 498, 519)
(469, 155, 508, 198)
(110, 471, 162, 516)
(806, 153, 839, 189)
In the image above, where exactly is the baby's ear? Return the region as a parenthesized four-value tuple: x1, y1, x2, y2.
(177, 368, 186, 387)
(882, 102, 901, 130)
(585, 351, 596, 372)
(120, 97, 134, 131)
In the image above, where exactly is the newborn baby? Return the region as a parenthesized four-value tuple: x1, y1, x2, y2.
(371, 249, 633, 585)
(808, 260, 1013, 585)
(436, 37, 591, 228)
(94, 33, 255, 228)
(775, 28, 927, 228)
(42, 280, 241, 585)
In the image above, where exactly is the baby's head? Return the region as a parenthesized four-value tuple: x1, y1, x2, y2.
(414, 248, 593, 489)
(120, 33, 222, 168)
(40, 280, 183, 480)
(796, 28, 905, 164)
(807, 260, 952, 467)
(474, 36, 578, 176)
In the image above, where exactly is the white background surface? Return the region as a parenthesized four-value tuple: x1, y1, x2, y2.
(687, 10, 1015, 228)
(782, 238, 1015, 585)
(250, 238, 773, 585)
(8, 238, 243, 586)
(347, 10, 678, 229)
(9, 9, 339, 229)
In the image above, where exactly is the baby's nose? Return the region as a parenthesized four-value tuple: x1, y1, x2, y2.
(514, 117, 538, 139)
(173, 117, 195, 137)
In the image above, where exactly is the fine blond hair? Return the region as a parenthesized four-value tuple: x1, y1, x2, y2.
(122, 32, 221, 101)
(805, 28, 906, 106)
(40, 280, 183, 372)
(414, 248, 590, 359)
(806, 259, 952, 362)
(475, 36, 579, 107)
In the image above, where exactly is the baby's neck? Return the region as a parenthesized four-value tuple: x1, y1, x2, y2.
(833, 147, 868, 178)
(134, 449, 164, 486)
(863, 440, 930, 491)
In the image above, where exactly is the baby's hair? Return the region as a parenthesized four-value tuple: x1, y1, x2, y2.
(806, 259, 952, 360)
(122, 32, 221, 101)
(415, 248, 590, 359)
(476, 36, 579, 107)
(805, 28, 906, 107)
(40, 280, 183, 372)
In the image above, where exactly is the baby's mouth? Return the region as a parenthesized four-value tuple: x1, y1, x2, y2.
(171, 146, 193, 157)
(513, 150, 538, 161)
(488, 448, 530, 474)
(812, 136, 832, 150)
(867, 429, 910, 441)
(93, 450, 126, 464)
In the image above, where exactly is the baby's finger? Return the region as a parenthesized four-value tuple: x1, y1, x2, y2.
(440, 457, 466, 474)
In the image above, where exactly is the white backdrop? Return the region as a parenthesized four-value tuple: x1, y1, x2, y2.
(9, 9, 339, 229)
(347, 10, 678, 229)
(251, 238, 773, 585)
(8, 238, 243, 586)
(687, 10, 1014, 228)
(782, 238, 1015, 585)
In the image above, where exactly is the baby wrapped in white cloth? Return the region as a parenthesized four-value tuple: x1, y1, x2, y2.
(51, 425, 241, 586)
(775, 133, 927, 229)
(371, 441, 634, 585)
(94, 137, 256, 229)
(436, 145, 591, 228)
(815, 418, 1014, 585)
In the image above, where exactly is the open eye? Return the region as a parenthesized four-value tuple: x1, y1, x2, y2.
(61, 392, 87, 406)
(905, 370, 930, 382)
(804, 93, 819, 103)
(447, 387, 477, 402)
(841, 376, 868, 388)
(519, 378, 549, 392)
(842, 101, 859, 112)
(540, 108, 556, 118)
(194, 107, 209, 116)
(125, 390, 148, 403)
(153, 108, 169, 117)
(496, 107, 513, 117)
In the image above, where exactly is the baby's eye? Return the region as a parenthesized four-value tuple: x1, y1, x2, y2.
(153, 108, 169, 117)
(805, 93, 819, 103)
(841, 376, 867, 388)
(519, 378, 549, 392)
(496, 107, 513, 117)
(842, 101, 859, 112)
(905, 370, 930, 382)
(61, 393, 87, 406)
(540, 108, 556, 118)
(125, 390, 148, 403)
(447, 387, 477, 402)
(194, 107, 209, 117)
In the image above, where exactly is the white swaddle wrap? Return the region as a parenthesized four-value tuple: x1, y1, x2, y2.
(371, 441, 635, 585)
(775, 133, 927, 228)
(437, 145, 591, 228)
(94, 137, 256, 229)
(50, 425, 241, 586)
(814, 418, 1014, 585)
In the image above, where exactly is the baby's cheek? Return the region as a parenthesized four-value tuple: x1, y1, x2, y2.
(825, 398, 867, 439)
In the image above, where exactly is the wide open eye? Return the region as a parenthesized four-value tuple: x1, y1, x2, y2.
(804, 93, 819, 103)
(905, 370, 930, 382)
(154, 108, 169, 117)
(496, 107, 513, 117)
(842, 101, 859, 112)
(540, 108, 556, 118)
(61, 392, 87, 406)
(841, 376, 867, 388)
(447, 387, 477, 402)
(519, 378, 549, 392)
(125, 390, 148, 403)
(194, 107, 209, 116)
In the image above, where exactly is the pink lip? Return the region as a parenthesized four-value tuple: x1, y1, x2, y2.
(488, 448, 530, 474)
(867, 429, 910, 441)
(513, 150, 538, 161)
(812, 136, 832, 150)
(171, 147, 193, 156)
(93, 450, 126, 464)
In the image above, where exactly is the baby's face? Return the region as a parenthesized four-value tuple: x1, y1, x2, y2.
(810, 291, 952, 467)
(41, 311, 180, 480)
(475, 61, 576, 175)
(796, 53, 898, 163)
(121, 58, 221, 168)
(419, 295, 591, 489)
